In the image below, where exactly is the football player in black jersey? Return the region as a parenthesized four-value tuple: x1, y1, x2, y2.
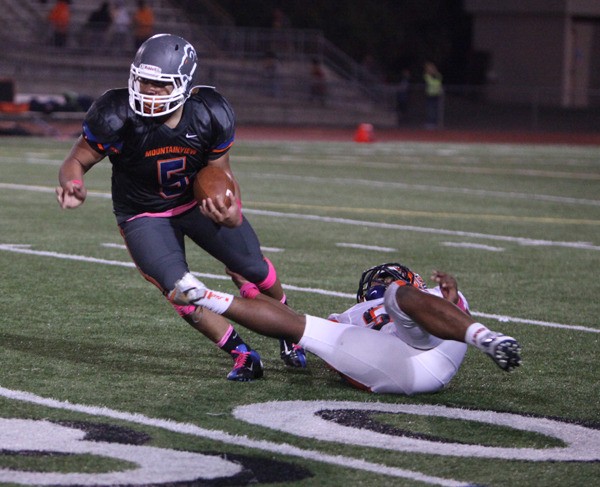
(56, 33, 306, 381)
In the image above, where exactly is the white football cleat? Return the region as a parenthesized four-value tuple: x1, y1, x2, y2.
(481, 334, 522, 372)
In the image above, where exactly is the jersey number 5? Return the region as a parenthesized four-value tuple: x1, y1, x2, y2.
(158, 157, 189, 199)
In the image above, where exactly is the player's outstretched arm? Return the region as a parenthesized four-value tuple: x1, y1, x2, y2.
(56, 136, 104, 209)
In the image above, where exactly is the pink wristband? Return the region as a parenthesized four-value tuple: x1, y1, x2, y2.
(239, 282, 260, 299)
(70, 179, 83, 186)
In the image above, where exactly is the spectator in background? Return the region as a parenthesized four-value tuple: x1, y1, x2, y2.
(270, 7, 291, 55)
(361, 53, 385, 83)
(423, 61, 443, 129)
(86, 1, 113, 47)
(48, 0, 70, 47)
(271, 7, 290, 29)
(309, 58, 327, 106)
(110, 0, 132, 51)
(396, 68, 411, 125)
(263, 51, 282, 98)
(133, 0, 155, 49)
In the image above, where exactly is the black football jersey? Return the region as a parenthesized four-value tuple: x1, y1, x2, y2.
(82, 87, 235, 221)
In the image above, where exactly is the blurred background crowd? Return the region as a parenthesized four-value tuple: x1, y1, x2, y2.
(1, 0, 600, 133)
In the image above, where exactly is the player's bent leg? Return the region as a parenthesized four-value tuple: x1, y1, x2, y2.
(389, 282, 523, 372)
(119, 217, 189, 292)
(410, 340, 467, 394)
(169, 274, 264, 381)
(228, 262, 307, 369)
(185, 308, 264, 381)
(383, 283, 443, 350)
(299, 316, 454, 395)
(256, 257, 307, 369)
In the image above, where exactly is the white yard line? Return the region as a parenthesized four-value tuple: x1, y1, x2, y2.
(244, 209, 600, 251)
(336, 242, 397, 252)
(245, 173, 600, 207)
(0, 243, 597, 334)
(1, 183, 598, 330)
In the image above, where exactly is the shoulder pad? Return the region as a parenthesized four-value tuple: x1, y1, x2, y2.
(189, 85, 225, 105)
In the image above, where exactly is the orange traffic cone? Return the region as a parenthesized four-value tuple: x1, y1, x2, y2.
(354, 123, 374, 143)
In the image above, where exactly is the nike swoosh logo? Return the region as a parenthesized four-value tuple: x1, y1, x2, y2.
(186, 133, 198, 139)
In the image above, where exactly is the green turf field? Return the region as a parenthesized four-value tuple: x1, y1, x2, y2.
(1, 136, 599, 486)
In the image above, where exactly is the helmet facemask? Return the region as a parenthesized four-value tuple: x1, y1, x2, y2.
(128, 34, 198, 117)
(356, 263, 426, 302)
(129, 67, 189, 116)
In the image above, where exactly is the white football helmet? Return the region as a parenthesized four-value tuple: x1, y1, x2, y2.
(129, 33, 198, 117)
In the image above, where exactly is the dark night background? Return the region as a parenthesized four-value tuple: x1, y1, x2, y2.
(218, 0, 473, 84)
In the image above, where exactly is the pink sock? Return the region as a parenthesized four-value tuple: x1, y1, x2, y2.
(216, 324, 234, 348)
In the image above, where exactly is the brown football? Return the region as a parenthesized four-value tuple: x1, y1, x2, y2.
(193, 166, 235, 205)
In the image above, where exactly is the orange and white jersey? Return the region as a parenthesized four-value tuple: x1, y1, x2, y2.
(328, 298, 390, 329)
(328, 287, 469, 350)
